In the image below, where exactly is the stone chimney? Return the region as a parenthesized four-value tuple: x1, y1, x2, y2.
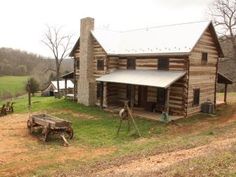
(78, 17, 96, 106)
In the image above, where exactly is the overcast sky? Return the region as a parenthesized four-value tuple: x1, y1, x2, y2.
(0, 0, 214, 58)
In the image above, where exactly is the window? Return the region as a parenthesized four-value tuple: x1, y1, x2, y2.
(97, 59, 104, 70)
(77, 60, 80, 69)
(158, 58, 169, 70)
(201, 52, 208, 65)
(193, 89, 200, 106)
(97, 83, 101, 99)
(127, 58, 136, 69)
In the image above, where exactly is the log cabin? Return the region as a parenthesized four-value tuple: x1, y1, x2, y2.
(70, 17, 226, 119)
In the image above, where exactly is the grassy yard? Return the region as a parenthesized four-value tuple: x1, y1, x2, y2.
(0, 75, 28, 99)
(1, 94, 236, 176)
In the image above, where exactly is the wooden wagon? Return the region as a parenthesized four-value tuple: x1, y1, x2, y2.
(27, 114, 73, 144)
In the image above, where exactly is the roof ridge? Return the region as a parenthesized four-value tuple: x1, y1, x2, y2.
(94, 21, 210, 33)
(121, 21, 210, 33)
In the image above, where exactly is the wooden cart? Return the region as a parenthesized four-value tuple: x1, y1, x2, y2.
(27, 114, 73, 144)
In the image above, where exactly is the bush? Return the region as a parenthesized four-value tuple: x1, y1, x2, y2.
(25, 77, 39, 96)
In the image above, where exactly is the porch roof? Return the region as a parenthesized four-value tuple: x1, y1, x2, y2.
(96, 70, 186, 88)
(217, 72, 233, 84)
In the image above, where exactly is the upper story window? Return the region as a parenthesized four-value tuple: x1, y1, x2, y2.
(158, 58, 169, 70)
(201, 52, 208, 65)
(127, 58, 136, 69)
(97, 59, 104, 71)
(193, 88, 200, 106)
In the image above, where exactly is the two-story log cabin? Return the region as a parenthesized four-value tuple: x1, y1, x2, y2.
(70, 17, 224, 118)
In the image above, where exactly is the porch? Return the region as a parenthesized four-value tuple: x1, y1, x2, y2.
(97, 70, 187, 118)
(217, 72, 233, 105)
(104, 106, 184, 121)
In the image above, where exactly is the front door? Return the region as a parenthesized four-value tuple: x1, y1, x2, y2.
(138, 86, 147, 107)
(157, 87, 166, 106)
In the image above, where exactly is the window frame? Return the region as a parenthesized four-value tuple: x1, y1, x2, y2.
(76, 59, 80, 69)
(158, 58, 169, 70)
(127, 58, 136, 70)
(193, 88, 200, 106)
(201, 52, 208, 65)
(97, 59, 104, 71)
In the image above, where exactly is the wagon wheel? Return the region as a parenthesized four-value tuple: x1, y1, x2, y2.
(27, 120, 34, 134)
(66, 127, 74, 139)
(42, 126, 50, 142)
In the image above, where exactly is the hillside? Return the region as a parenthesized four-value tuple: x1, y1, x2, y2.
(0, 48, 73, 88)
(0, 76, 28, 99)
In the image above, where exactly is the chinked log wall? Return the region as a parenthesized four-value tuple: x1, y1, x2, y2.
(187, 28, 218, 115)
(107, 57, 188, 116)
(74, 38, 108, 106)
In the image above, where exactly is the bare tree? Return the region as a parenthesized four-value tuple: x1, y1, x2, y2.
(210, 0, 236, 57)
(42, 26, 72, 98)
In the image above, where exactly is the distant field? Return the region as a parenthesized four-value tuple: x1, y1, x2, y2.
(0, 76, 28, 100)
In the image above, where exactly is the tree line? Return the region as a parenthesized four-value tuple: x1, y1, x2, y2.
(0, 47, 73, 89)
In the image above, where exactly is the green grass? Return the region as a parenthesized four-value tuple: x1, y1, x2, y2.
(5, 95, 236, 149)
(5, 95, 165, 147)
(0, 75, 28, 99)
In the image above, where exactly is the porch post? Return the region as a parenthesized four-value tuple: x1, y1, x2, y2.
(165, 87, 170, 114)
(65, 78, 68, 97)
(100, 82, 104, 109)
(224, 83, 228, 104)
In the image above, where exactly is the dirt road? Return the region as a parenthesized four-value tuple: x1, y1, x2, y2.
(92, 137, 236, 177)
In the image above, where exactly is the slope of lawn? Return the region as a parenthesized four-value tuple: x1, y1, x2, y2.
(0, 75, 28, 99)
(1, 94, 236, 176)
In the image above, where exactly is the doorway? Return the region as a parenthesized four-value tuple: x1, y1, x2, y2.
(138, 86, 147, 107)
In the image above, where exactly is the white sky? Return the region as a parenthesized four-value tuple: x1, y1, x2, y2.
(0, 0, 214, 58)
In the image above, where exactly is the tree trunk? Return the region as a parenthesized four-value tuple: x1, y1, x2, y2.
(229, 30, 236, 58)
(28, 90, 31, 108)
(56, 65, 61, 98)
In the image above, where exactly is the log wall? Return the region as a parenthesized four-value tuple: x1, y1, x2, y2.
(106, 57, 188, 116)
(112, 57, 187, 71)
(187, 28, 218, 115)
(74, 37, 108, 106)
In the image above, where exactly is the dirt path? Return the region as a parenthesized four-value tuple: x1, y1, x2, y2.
(93, 136, 236, 177)
(0, 114, 114, 177)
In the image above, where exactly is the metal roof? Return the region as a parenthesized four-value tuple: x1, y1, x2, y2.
(51, 80, 74, 90)
(218, 72, 233, 84)
(96, 70, 186, 88)
(91, 21, 211, 55)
